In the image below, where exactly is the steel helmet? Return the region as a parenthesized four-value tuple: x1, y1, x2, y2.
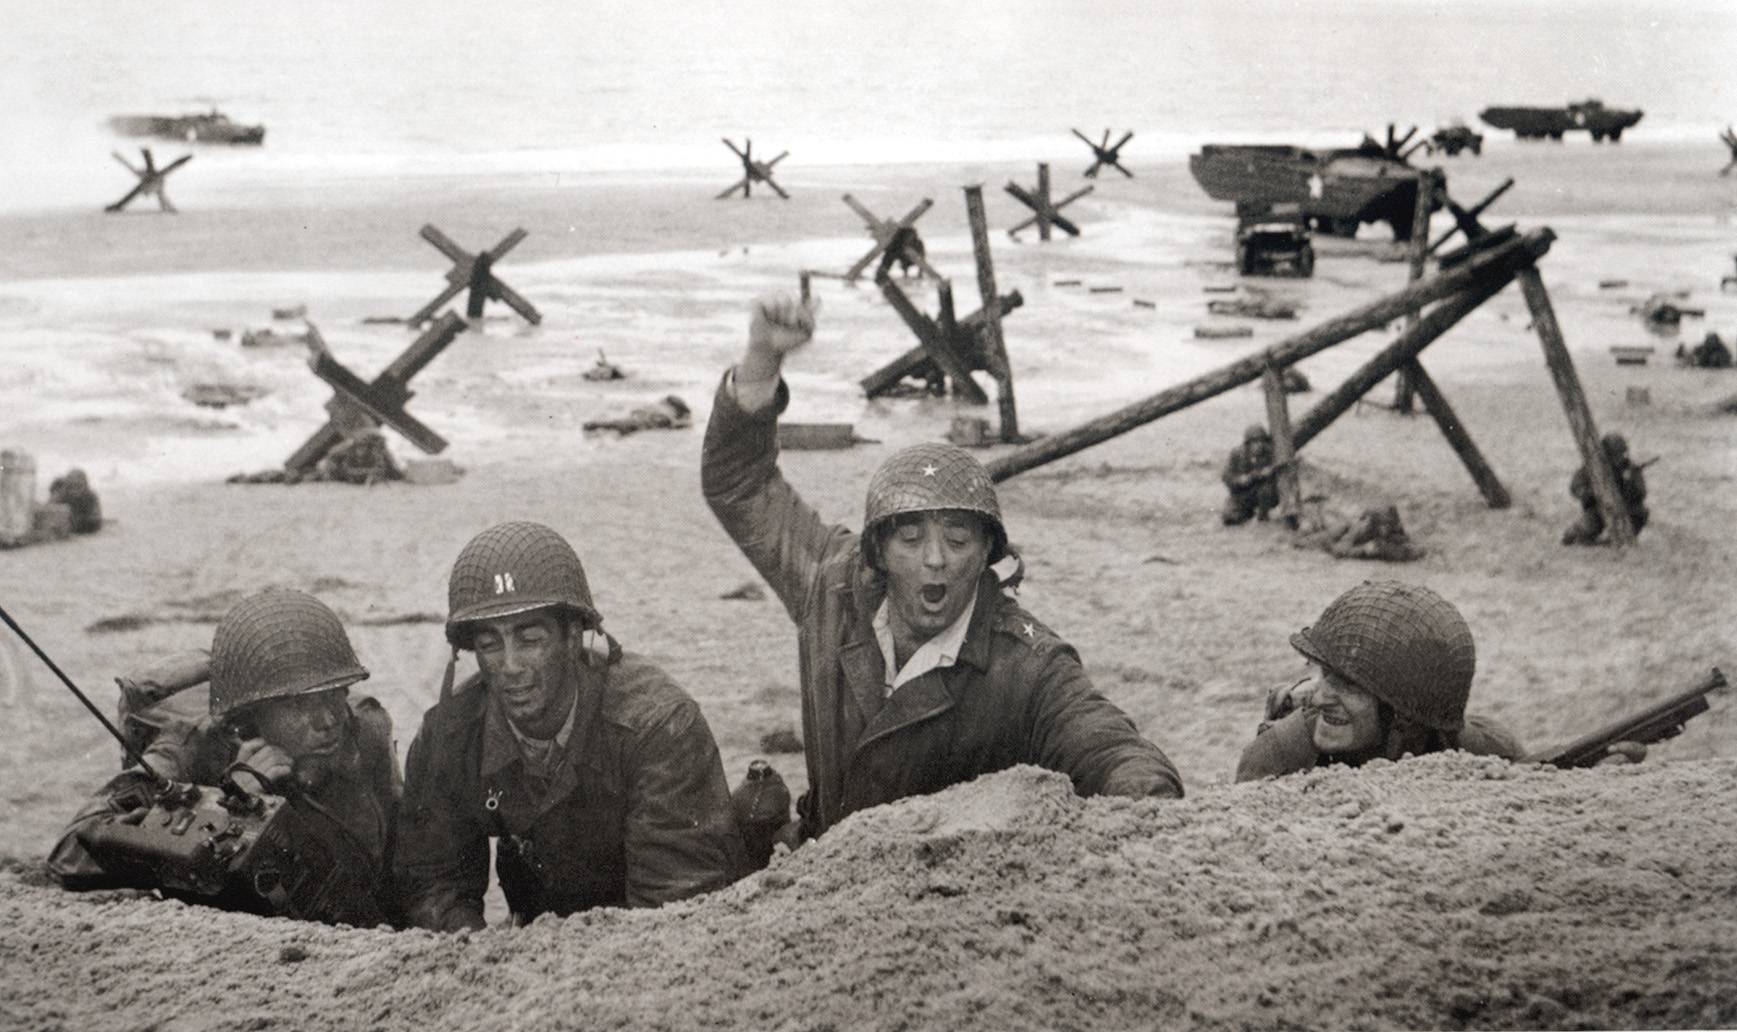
(446, 521, 599, 649)
(1290, 580, 1475, 733)
(208, 588, 369, 718)
(861, 443, 1007, 567)
(1243, 424, 1272, 443)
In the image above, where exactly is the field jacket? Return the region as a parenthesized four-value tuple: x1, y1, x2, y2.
(1234, 707, 1525, 781)
(394, 648, 743, 932)
(702, 375, 1183, 839)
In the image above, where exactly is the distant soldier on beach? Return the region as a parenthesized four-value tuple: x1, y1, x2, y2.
(702, 294, 1183, 845)
(47, 469, 102, 534)
(1221, 424, 1281, 525)
(1561, 433, 1649, 546)
(394, 522, 743, 932)
(48, 588, 402, 926)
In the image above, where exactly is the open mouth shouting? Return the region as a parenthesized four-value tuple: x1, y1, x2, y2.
(920, 584, 948, 607)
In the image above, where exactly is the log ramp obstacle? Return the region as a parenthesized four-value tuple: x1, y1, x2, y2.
(981, 225, 1638, 545)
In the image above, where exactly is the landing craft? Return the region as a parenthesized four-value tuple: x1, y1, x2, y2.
(108, 109, 265, 145)
(1188, 126, 1438, 241)
(1479, 99, 1642, 142)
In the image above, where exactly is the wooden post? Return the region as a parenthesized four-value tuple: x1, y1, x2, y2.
(1291, 271, 1515, 450)
(1405, 359, 1512, 508)
(984, 228, 1554, 481)
(1036, 164, 1052, 241)
(1261, 364, 1301, 528)
(1516, 267, 1633, 544)
(1392, 169, 1439, 412)
(964, 185, 1020, 442)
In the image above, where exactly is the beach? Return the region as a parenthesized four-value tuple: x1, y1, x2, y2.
(2, 139, 1736, 1030)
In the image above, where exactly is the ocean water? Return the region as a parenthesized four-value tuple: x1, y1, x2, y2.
(4, 0, 1732, 210)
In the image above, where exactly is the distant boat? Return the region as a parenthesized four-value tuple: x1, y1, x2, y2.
(1188, 128, 1437, 241)
(1479, 99, 1642, 142)
(108, 109, 265, 145)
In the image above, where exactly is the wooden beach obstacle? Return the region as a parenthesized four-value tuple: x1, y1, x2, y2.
(283, 313, 466, 476)
(105, 148, 191, 213)
(1072, 128, 1134, 178)
(842, 194, 941, 282)
(407, 224, 541, 327)
(1005, 163, 1092, 241)
(718, 139, 789, 200)
(1719, 126, 1736, 177)
(862, 186, 1024, 443)
(982, 224, 1638, 544)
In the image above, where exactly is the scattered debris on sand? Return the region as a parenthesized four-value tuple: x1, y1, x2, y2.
(583, 395, 692, 435)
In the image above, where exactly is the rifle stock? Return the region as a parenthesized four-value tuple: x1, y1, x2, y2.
(1525, 667, 1725, 769)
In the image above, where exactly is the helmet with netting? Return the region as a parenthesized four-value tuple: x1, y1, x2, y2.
(208, 588, 369, 718)
(1289, 580, 1475, 733)
(446, 521, 598, 649)
(1243, 424, 1271, 443)
(861, 443, 1006, 568)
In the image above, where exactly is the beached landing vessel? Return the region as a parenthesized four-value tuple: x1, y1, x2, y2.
(1188, 128, 1435, 241)
(108, 109, 265, 145)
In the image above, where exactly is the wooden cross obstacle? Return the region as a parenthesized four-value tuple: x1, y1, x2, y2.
(283, 313, 467, 474)
(842, 194, 941, 282)
(718, 139, 789, 200)
(407, 224, 541, 327)
(861, 185, 1023, 442)
(1072, 128, 1134, 178)
(1005, 163, 1092, 241)
(105, 148, 191, 213)
(1000, 163, 1090, 241)
(1720, 126, 1736, 177)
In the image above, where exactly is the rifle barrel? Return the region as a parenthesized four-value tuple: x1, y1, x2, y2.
(1526, 668, 1725, 768)
(0, 602, 165, 784)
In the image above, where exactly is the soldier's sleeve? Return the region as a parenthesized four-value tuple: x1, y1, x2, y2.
(620, 696, 746, 907)
(1221, 449, 1243, 489)
(1626, 466, 1647, 505)
(701, 371, 858, 625)
(393, 721, 489, 932)
(46, 768, 163, 886)
(1015, 623, 1184, 800)
(1234, 709, 1323, 782)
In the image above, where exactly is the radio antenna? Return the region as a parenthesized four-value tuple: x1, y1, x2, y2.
(0, 602, 166, 785)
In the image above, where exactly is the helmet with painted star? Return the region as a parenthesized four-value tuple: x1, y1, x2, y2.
(862, 443, 1007, 568)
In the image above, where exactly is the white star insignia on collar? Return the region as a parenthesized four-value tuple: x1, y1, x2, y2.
(1022, 622, 1035, 638)
(922, 463, 938, 476)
